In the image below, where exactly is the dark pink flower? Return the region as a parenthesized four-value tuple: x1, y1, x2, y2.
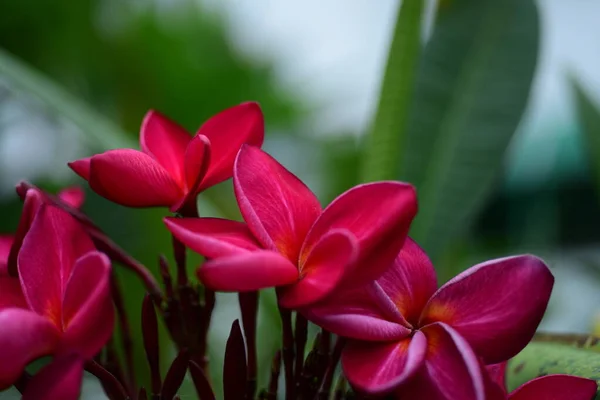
(485, 362, 597, 400)
(4, 186, 85, 276)
(22, 354, 85, 400)
(69, 103, 264, 213)
(302, 239, 554, 396)
(164, 145, 417, 308)
(0, 205, 113, 389)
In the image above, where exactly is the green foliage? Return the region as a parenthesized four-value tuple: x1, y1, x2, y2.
(507, 340, 600, 399)
(401, 0, 540, 265)
(572, 78, 600, 195)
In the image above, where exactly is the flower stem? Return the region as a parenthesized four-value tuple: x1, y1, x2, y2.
(86, 359, 129, 400)
(278, 306, 295, 400)
(317, 337, 346, 399)
(239, 291, 259, 398)
(110, 274, 136, 395)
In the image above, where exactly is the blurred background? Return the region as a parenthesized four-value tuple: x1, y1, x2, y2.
(1, 0, 600, 398)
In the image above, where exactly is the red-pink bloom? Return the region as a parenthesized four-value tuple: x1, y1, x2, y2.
(165, 145, 417, 308)
(4, 186, 84, 276)
(485, 362, 597, 400)
(0, 205, 113, 389)
(302, 239, 554, 397)
(69, 103, 264, 213)
(22, 354, 85, 400)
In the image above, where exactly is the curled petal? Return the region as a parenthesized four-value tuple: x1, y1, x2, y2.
(0, 276, 26, 309)
(234, 145, 321, 261)
(198, 250, 299, 292)
(140, 110, 192, 184)
(279, 229, 358, 308)
(0, 309, 60, 389)
(376, 238, 437, 327)
(164, 217, 261, 258)
(509, 375, 598, 400)
(7, 189, 44, 276)
(18, 205, 95, 323)
(301, 282, 411, 341)
(302, 181, 417, 285)
(57, 187, 85, 209)
(412, 323, 485, 400)
(61, 252, 114, 358)
(199, 102, 265, 189)
(420, 255, 553, 363)
(173, 134, 211, 213)
(342, 332, 426, 394)
(81, 149, 183, 208)
(23, 354, 84, 400)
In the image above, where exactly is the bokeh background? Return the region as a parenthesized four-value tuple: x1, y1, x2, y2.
(1, 0, 600, 398)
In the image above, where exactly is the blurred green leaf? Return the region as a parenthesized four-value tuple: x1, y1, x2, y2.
(0, 48, 134, 150)
(507, 341, 600, 398)
(572, 78, 600, 194)
(403, 0, 539, 264)
(360, 0, 424, 182)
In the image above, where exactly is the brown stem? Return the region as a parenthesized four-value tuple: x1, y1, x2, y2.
(317, 337, 346, 399)
(13, 371, 31, 393)
(294, 313, 308, 385)
(239, 291, 259, 398)
(279, 306, 295, 400)
(86, 359, 129, 400)
(111, 274, 136, 394)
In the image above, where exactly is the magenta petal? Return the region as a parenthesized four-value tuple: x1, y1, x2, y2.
(68, 158, 91, 181)
(23, 354, 84, 400)
(87, 149, 183, 208)
(302, 182, 417, 285)
(140, 110, 192, 184)
(199, 102, 265, 189)
(61, 252, 114, 358)
(234, 145, 321, 261)
(279, 229, 358, 308)
(184, 134, 211, 193)
(421, 255, 554, 364)
(509, 375, 597, 400)
(197, 250, 299, 292)
(57, 187, 85, 209)
(0, 276, 27, 309)
(376, 238, 437, 326)
(0, 308, 60, 389)
(486, 362, 508, 393)
(7, 189, 44, 275)
(416, 323, 486, 400)
(18, 205, 95, 322)
(342, 332, 426, 394)
(0, 235, 13, 274)
(165, 217, 261, 258)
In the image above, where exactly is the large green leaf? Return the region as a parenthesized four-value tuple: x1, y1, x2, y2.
(360, 0, 424, 182)
(507, 341, 600, 399)
(572, 78, 600, 193)
(403, 0, 539, 264)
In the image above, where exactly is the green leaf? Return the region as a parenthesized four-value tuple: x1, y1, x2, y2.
(403, 0, 539, 263)
(0, 48, 134, 150)
(360, 0, 424, 182)
(507, 341, 600, 399)
(572, 78, 600, 193)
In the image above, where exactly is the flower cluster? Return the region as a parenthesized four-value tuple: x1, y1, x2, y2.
(0, 103, 596, 399)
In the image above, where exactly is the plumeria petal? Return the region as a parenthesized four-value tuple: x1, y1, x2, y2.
(0, 276, 27, 309)
(278, 229, 358, 308)
(301, 181, 417, 285)
(376, 238, 437, 327)
(68, 157, 91, 180)
(7, 189, 44, 276)
(510, 375, 597, 400)
(71, 149, 184, 208)
(0, 235, 12, 275)
(57, 187, 85, 209)
(486, 362, 508, 393)
(420, 255, 553, 364)
(0, 308, 60, 389)
(198, 250, 299, 292)
(199, 102, 264, 189)
(140, 110, 192, 184)
(301, 282, 411, 341)
(342, 332, 427, 394)
(411, 323, 486, 400)
(184, 134, 211, 194)
(22, 354, 84, 400)
(18, 205, 95, 324)
(234, 145, 321, 261)
(61, 252, 114, 358)
(164, 217, 261, 258)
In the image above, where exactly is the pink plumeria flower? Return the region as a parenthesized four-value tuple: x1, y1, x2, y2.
(165, 145, 417, 308)
(303, 239, 554, 397)
(485, 362, 597, 400)
(4, 186, 85, 276)
(69, 103, 264, 214)
(22, 354, 85, 400)
(0, 205, 113, 389)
